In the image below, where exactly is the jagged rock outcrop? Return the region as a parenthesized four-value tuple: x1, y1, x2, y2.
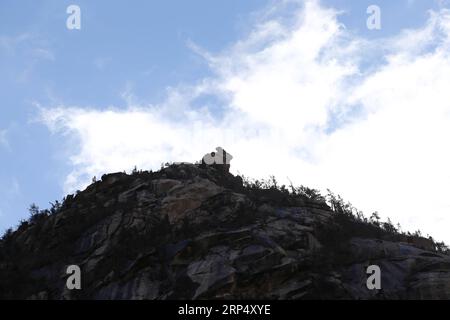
(0, 163, 449, 299)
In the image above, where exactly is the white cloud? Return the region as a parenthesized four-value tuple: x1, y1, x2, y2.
(0, 130, 8, 149)
(1, 33, 55, 83)
(32, 48, 55, 61)
(0, 33, 31, 54)
(40, 1, 450, 244)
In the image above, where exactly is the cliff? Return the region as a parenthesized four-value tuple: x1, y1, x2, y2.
(1, 162, 449, 299)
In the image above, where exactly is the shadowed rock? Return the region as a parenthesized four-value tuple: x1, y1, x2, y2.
(0, 160, 449, 300)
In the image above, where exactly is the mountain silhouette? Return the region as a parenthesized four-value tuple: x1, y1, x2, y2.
(0, 154, 449, 299)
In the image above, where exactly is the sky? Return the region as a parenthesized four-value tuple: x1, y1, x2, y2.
(1, 0, 450, 244)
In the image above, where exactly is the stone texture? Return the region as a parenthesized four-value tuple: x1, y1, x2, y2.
(0, 162, 449, 300)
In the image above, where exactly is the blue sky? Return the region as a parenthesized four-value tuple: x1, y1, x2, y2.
(1, 0, 450, 243)
(0, 0, 268, 230)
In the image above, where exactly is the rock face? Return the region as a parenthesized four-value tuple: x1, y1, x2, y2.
(0, 163, 449, 300)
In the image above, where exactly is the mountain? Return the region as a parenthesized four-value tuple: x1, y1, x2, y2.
(1, 160, 449, 299)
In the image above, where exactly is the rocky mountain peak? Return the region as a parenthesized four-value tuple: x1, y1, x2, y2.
(0, 154, 449, 300)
